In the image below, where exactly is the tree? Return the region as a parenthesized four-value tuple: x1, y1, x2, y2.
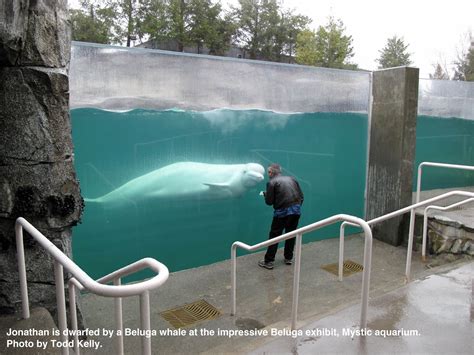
(139, 0, 234, 54)
(103, 0, 142, 46)
(295, 16, 356, 69)
(376, 35, 412, 69)
(232, 0, 278, 59)
(69, 1, 115, 44)
(186, 0, 235, 54)
(295, 29, 317, 65)
(275, 9, 310, 60)
(232, 0, 309, 61)
(453, 32, 474, 81)
(134, 0, 169, 43)
(429, 63, 450, 80)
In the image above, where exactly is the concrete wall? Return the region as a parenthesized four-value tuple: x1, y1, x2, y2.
(365, 67, 419, 245)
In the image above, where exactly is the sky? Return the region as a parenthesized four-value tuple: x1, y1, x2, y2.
(68, 0, 473, 78)
(278, 0, 473, 78)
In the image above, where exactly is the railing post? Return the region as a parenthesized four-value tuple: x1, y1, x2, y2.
(290, 233, 303, 330)
(231, 245, 237, 316)
(416, 164, 423, 203)
(114, 278, 124, 355)
(422, 209, 429, 262)
(68, 282, 80, 355)
(359, 223, 373, 330)
(54, 261, 69, 355)
(139, 291, 151, 355)
(338, 223, 346, 282)
(15, 222, 30, 319)
(405, 208, 416, 282)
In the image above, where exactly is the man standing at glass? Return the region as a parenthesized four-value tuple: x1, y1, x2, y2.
(259, 163, 304, 269)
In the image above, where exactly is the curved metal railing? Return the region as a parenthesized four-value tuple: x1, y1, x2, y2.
(339, 190, 474, 283)
(421, 197, 474, 261)
(231, 214, 373, 330)
(15, 217, 169, 355)
(415, 162, 474, 203)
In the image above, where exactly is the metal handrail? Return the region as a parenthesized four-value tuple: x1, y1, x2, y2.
(68, 258, 165, 355)
(15, 217, 169, 355)
(421, 197, 474, 261)
(416, 162, 474, 203)
(339, 190, 474, 283)
(231, 214, 373, 330)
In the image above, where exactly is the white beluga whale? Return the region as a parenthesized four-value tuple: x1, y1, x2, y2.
(84, 162, 265, 207)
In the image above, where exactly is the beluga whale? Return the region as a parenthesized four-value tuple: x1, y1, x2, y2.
(84, 162, 265, 208)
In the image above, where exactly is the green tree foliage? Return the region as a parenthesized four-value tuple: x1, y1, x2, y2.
(107, 0, 140, 47)
(70, 0, 310, 61)
(295, 17, 356, 69)
(134, 0, 169, 43)
(179, 0, 235, 54)
(232, 0, 310, 61)
(295, 29, 317, 65)
(70, 1, 115, 44)
(276, 9, 310, 60)
(429, 63, 450, 80)
(376, 35, 412, 69)
(128, 0, 235, 54)
(453, 34, 474, 81)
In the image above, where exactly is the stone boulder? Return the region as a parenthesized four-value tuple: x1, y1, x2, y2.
(0, 0, 83, 327)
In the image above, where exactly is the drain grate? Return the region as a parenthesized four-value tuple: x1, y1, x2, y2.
(160, 299, 221, 329)
(321, 260, 364, 277)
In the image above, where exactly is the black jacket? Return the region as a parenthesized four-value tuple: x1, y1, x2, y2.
(265, 174, 304, 210)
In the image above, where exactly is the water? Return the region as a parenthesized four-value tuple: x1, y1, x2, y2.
(71, 109, 368, 279)
(415, 115, 474, 188)
(71, 110, 474, 280)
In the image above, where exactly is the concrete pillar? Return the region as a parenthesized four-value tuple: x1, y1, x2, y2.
(365, 67, 419, 246)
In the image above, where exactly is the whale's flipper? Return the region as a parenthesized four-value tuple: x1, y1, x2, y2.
(203, 182, 234, 198)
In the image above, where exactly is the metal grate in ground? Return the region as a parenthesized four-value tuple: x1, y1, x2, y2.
(321, 260, 363, 277)
(160, 299, 221, 328)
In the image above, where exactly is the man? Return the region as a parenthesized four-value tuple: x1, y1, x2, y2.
(259, 163, 304, 270)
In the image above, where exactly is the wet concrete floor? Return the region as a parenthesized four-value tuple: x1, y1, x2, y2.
(248, 262, 473, 355)
(78, 233, 472, 354)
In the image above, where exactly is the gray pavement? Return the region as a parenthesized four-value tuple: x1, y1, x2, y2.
(249, 262, 473, 355)
(78, 233, 472, 355)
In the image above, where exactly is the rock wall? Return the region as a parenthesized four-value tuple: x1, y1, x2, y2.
(427, 219, 474, 256)
(0, 0, 82, 317)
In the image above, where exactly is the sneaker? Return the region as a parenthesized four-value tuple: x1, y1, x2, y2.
(284, 259, 293, 265)
(258, 260, 274, 270)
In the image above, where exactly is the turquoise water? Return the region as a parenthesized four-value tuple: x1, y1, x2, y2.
(71, 110, 474, 280)
(415, 115, 474, 189)
(71, 109, 368, 279)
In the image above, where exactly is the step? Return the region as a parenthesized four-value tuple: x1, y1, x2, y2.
(0, 307, 61, 354)
(413, 187, 474, 256)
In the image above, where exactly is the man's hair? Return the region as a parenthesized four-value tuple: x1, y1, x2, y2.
(268, 163, 281, 174)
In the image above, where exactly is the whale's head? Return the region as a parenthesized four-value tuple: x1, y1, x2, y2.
(241, 163, 265, 187)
